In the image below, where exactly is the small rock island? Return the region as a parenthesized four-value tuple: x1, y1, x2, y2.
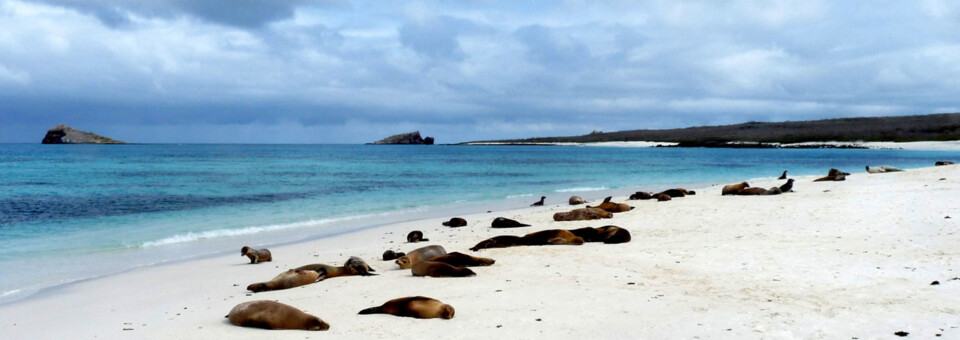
(369, 131, 435, 145)
(41, 124, 126, 144)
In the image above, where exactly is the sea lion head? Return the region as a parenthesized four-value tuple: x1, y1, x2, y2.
(246, 283, 267, 292)
(307, 316, 331, 331)
(395, 256, 412, 269)
(687, 190, 696, 195)
(240, 246, 251, 256)
(440, 304, 455, 319)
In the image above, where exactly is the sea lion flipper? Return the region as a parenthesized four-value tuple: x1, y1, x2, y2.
(358, 306, 382, 315)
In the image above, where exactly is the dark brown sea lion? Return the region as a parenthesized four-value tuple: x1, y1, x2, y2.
(442, 217, 467, 227)
(247, 269, 320, 293)
(568, 226, 631, 244)
(411, 261, 477, 277)
(240, 246, 272, 264)
(358, 296, 455, 319)
(407, 230, 428, 243)
(735, 187, 768, 195)
(294, 257, 376, 281)
(628, 191, 654, 200)
(656, 188, 695, 197)
(829, 168, 851, 176)
(227, 300, 329, 331)
(760, 187, 782, 195)
(382, 250, 406, 261)
(779, 179, 794, 192)
(568, 196, 585, 205)
(521, 229, 584, 246)
(656, 193, 671, 201)
(778, 170, 787, 180)
(396, 245, 447, 269)
(428, 252, 495, 267)
(722, 182, 750, 195)
(813, 174, 846, 182)
(553, 207, 612, 221)
(936, 161, 955, 166)
(531, 196, 546, 206)
(588, 196, 634, 213)
(491, 217, 530, 228)
(469, 235, 525, 251)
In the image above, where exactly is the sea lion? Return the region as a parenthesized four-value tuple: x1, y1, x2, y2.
(247, 269, 320, 293)
(294, 257, 376, 281)
(240, 246, 272, 264)
(778, 170, 787, 180)
(722, 182, 749, 195)
(521, 229, 584, 246)
(396, 245, 447, 269)
(814, 174, 846, 182)
(866, 165, 902, 173)
(442, 217, 467, 227)
(656, 189, 695, 197)
(428, 252, 495, 267)
(227, 300, 330, 331)
(735, 187, 767, 195)
(469, 235, 525, 251)
(656, 193, 671, 201)
(779, 179, 794, 192)
(760, 187, 782, 195)
(936, 161, 955, 166)
(491, 217, 530, 228)
(628, 191, 654, 200)
(531, 196, 546, 206)
(411, 261, 477, 277)
(382, 250, 406, 261)
(588, 196, 634, 213)
(829, 168, 850, 176)
(407, 230, 428, 243)
(568, 226, 631, 244)
(553, 207, 612, 221)
(568, 196, 585, 205)
(358, 296, 455, 319)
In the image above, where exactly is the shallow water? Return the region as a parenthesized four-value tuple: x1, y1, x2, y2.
(1, 143, 958, 303)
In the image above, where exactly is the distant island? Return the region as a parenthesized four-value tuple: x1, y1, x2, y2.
(467, 113, 960, 147)
(41, 124, 125, 144)
(369, 131, 434, 145)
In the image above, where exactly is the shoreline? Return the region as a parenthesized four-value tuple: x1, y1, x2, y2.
(2, 165, 959, 338)
(465, 140, 960, 150)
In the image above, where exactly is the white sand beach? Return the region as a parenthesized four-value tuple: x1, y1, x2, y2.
(1, 165, 958, 339)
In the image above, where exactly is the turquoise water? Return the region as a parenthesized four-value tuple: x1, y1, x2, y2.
(1, 144, 958, 303)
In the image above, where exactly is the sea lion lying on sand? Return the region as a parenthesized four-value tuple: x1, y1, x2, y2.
(588, 196, 634, 213)
(294, 257, 376, 282)
(412, 261, 476, 277)
(382, 250, 405, 261)
(396, 245, 447, 269)
(428, 252, 495, 267)
(553, 207, 613, 221)
(656, 194, 671, 201)
(568, 196, 585, 205)
(568, 226, 631, 244)
(628, 191, 654, 200)
(866, 165, 902, 173)
(814, 168, 849, 181)
(491, 217, 531, 228)
(936, 161, 955, 166)
(656, 188, 696, 197)
(735, 187, 767, 195)
(469, 235, 525, 251)
(521, 229, 584, 246)
(760, 187, 782, 195)
(227, 300, 330, 331)
(247, 269, 320, 293)
(358, 296, 455, 319)
(442, 217, 467, 227)
(240, 246, 272, 264)
(407, 230, 428, 243)
(722, 182, 749, 195)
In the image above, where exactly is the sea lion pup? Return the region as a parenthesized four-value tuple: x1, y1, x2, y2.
(227, 300, 330, 331)
(491, 217, 531, 228)
(412, 261, 477, 277)
(240, 246, 272, 264)
(735, 187, 768, 195)
(407, 230, 429, 243)
(382, 250, 406, 261)
(628, 191, 654, 200)
(442, 217, 467, 228)
(760, 187, 783, 195)
(656, 193, 671, 201)
(779, 178, 795, 192)
(469, 235, 525, 251)
(531, 196, 546, 206)
(936, 161, 955, 166)
(294, 257, 376, 281)
(568, 226, 631, 244)
(358, 296, 455, 319)
(588, 196, 634, 213)
(721, 182, 750, 195)
(247, 269, 320, 293)
(778, 170, 788, 180)
(568, 196, 585, 205)
(396, 245, 447, 269)
(521, 229, 584, 246)
(428, 252, 495, 267)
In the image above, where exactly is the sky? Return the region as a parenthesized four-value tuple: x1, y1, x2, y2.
(1, 0, 958, 143)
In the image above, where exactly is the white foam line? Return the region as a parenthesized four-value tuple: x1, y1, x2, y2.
(555, 186, 608, 193)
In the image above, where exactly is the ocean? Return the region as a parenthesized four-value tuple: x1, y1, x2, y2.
(1, 143, 958, 304)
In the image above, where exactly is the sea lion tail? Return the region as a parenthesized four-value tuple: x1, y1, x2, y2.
(358, 306, 382, 315)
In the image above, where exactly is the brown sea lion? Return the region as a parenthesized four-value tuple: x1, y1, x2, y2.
(227, 300, 330, 331)
(358, 296, 455, 319)
(553, 207, 611, 221)
(240, 246, 272, 264)
(294, 257, 376, 282)
(469, 235, 525, 251)
(628, 191, 654, 200)
(814, 174, 846, 182)
(760, 187, 783, 195)
(588, 196, 634, 213)
(491, 217, 530, 228)
(442, 217, 467, 227)
(656, 193, 671, 201)
(735, 187, 768, 195)
(407, 230, 428, 243)
(656, 188, 695, 197)
(412, 261, 477, 277)
(531, 196, 546, 206)
(829, 168, 851, 176)
(568, 226, 631, 244)
(522, 229, 584, 246)
(428, 252, 495, 267)
(382, 250, 406, 261)
(722, 182, 750, 195)
(568, 196, 585, 205)
(396, 245, 447, 269)
(247, 269, 320, 293)
(936, 161, 955, 166)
